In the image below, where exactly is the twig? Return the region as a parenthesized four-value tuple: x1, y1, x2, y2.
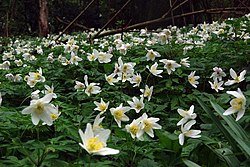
(56, 16, 90, 30)
(93, 7, 249, 39)
(91, 0, 132, 39)
(55, 0, 96, 42)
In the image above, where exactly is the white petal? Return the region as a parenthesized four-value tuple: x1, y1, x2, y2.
(183, 120, 196, 131)
(235, 109, 245, 121)
(96, 129, 111, 143)
(79, 143, 89, 154)
(239, 70, 246, 81)
(229, 68, 237, 79)
(146, 129, 154, 138)
(224, 80, 235, 86)
(85, 123, 94, 139)
(179, 133, 185, 145)
(31, 113, 40, 125)
(40, 94, 53, 103)
(186, 130, 201, 138)
(226, 90, 242, 98)
(40, 112, 53, 125)
(79, 129, 85, 144)
(95, 147, 119, 156)
(22, 106, 33, 114)
(152, 123, 162, 129)
(223, 107, 237, 115)
(177, 109, 186, 117)
(177, 118, 187, 126)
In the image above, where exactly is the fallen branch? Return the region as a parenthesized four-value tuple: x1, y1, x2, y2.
(92, 0, 132, 39)
(56, 16, 90, 30)
(92, 7, 249, 39)
(55, 0, 96, 42)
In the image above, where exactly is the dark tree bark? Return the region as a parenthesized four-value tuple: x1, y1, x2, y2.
(39, 0, 49, 36)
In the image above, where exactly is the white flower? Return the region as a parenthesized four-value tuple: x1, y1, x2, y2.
(97, 51, 113, 63)
(145, 49, 161, 61)
(180, 57, 190, 67)
(79, 123, 119, 155)
(14, 59, 23, 67)
(140, 113, 162, 138)
(0, 92, 2, 106)
(69, 52, 82, 65)
(159, 59, 181, 75)
(31, 90, 41, 100)
(110, 103, 130, 128)
(188, 71, 200, 88)
(125, 118, 144, 140)
(93, 113, 105, 134)
(105, 73, 119, 85)
(43, 84, 57, 98)
(28, 68, 46, 83)
(94, 98, 109, 114)
(210, 67, 226, 81)
(43, 106, 61, 126)
(0, 61, 11, 70)
(146, 62, 163, 78)
(225, 68, 246, 86)
(223, 88, 246, 121)
(209, 80, 224, 92)
(128, 73, 142, 87)
(127, 97, 144, 113)
(179, 120, 201, 145)
(177, 105, 197, 126)
(84, 75, 101, 96)
(87, 49, 98, 61)
(27, 78, 38, 88)
(74, 81, 85, 91)
(140, 85, 153, 101)
(21, 94, 58, 125)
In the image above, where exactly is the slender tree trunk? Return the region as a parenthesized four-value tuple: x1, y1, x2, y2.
(39, 0, 49, 36)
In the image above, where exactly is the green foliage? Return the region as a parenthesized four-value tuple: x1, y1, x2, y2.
(0, 14, 250, 166)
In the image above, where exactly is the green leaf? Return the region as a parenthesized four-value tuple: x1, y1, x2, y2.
(183, 159, 201, 167)
(137, 159, 160, 167)
(196, 97, 239, 152)
(210, 100, 249, 140)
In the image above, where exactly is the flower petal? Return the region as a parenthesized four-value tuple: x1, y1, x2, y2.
(94, 147, 119, 156)
(179, 133, 185, 145)
(236, 109, 245, 121)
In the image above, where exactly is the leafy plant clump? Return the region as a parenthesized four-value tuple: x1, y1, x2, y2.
(0, 14, 250, 167)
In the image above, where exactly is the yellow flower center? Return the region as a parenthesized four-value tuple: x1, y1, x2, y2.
(87, 137, 104, 152)
(51, 113, 58, 120)
(167, 63, 173, 69)
(130, 125, 139, 135)
(214, 83, 218, 89)
(135, 76, 141, 83)
(188, 77, 195, 84)
(90, 54, 95, 61)
(114, 110, 123, 120)
(87, 85, 93, 93)
(144, 90, 151, 97)
(235, 76, 240, 82)
(106, 76, 113, 82)
(149, 52, 155, 59)
(99, 103, 107, 112)
(34, 72, 41, 80)
(231, 98, 244, 111)
(135, 103, 142, 110)
(35, 101, 44, 114)
(143, 120, 152, 132)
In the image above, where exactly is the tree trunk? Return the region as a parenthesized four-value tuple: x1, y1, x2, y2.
(39, 0, 49, 36)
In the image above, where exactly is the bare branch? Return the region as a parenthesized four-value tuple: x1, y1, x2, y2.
(93, 7, 248, 39)
(55, 0, 96, 41)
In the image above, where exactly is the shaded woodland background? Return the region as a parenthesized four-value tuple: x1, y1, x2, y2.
(0, 0, 249, 37)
